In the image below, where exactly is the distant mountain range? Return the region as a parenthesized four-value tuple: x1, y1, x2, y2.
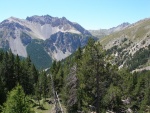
(89, 22, 130, 39)
(0, 15, 150, 71)
(0, 15, 92, 69)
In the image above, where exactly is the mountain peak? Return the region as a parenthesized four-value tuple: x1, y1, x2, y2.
(26, 15, 53, 20)
(8, 16, 18, 20)
(26, 15, 69, 26)
(89, 22, 130, 39)
(26, 15, 52, 25)
(118, 22, 130, 27)
(25, 15, 91, 35)
(109, 22, 130, 32)
(0, 15, 92, 66)
(6, 16, 22, 23)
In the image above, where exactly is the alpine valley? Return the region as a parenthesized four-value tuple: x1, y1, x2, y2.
(0, 14, 150, 113)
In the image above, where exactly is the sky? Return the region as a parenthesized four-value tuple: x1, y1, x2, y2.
(0, 0, 150, 29)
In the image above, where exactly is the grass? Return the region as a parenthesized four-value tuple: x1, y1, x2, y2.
(30, 98, 54, 113)
(30, 98, 67, 113)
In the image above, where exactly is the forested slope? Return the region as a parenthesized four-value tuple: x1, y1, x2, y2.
(0, 50, 52, 112)
(0, 39, 149, 113)
(50, 38, 150, 113)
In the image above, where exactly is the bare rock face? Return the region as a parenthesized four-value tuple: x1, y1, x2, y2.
(44, 32, 90, 60)
(26, 15, 91, 35)
(26, 15, 69, 27)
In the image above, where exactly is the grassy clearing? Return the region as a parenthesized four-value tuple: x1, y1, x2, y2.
(30, 98, 54, 113)
(30, 98, 67, 113)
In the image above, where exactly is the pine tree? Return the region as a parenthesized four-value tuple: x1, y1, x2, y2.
(2, 84, 34, 113)
(35, 82, 41, 105)
(56, 67, 64, 93)
(14, 54, 21, 83)
(21, 57, 35, 95)
(76, 38, 106, 112)
(39, 71, 48, 100)
(103, 84, 122, 111)
(0, 74, 6, 105)
(2, 51, 16, 91)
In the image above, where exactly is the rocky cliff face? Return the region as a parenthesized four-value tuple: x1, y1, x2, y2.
(0, 15, 92, 69)
(44, 32, 90, 60)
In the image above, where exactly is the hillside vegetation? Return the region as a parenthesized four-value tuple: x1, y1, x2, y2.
(27, 39, 52, 70)
(100, 18, 150, 71)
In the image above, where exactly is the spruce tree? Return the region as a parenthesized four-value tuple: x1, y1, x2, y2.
(76, 38, 106, 112)
(39, 71, 48, 100)
(2, 84, 34, 113)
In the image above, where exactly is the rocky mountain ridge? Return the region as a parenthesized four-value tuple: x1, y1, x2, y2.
(89, 22, 130, 39)
(0, 15, 92, 69)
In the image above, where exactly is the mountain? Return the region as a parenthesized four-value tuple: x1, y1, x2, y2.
(0, 15, 92, 69)
(100, 18, 150, 71)
(89, 22, 130, 39)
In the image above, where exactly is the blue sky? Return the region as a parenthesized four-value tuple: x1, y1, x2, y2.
(0, 0, 150, 29)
